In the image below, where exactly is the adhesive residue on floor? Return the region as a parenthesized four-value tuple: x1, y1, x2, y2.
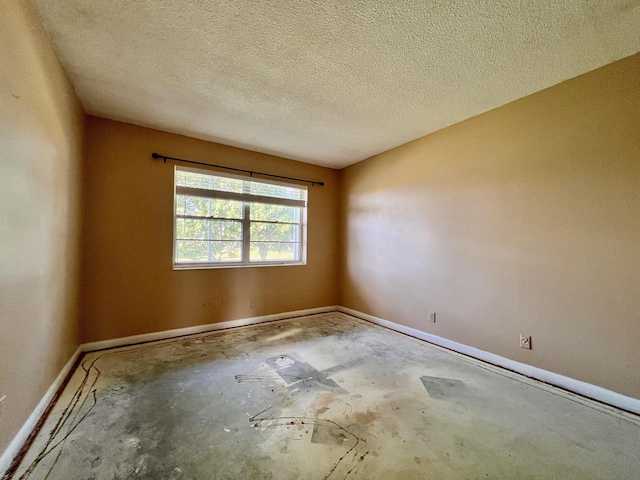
(11, 313, 640, 479)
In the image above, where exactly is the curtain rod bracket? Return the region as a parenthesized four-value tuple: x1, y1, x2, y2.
(151, 152, 324, 186)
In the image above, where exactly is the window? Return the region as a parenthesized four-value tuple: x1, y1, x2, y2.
(173, 166, 307, 268)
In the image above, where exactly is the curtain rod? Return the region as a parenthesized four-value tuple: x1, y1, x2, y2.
(151, 153, 324, 187)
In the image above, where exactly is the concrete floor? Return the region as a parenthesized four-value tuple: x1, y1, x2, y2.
(12, 313, 640, 479)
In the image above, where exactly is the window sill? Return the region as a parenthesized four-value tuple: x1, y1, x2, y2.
(173, 261, 306, 270)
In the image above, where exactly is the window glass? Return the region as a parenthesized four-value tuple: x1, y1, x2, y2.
(249, 242, 297, 262)
(176, 240, 243, 263)
(174, 167, 306, 268)
(249, 203, 298, 223)
(177, 170, 243, 193)
(250, 223, 299, 242)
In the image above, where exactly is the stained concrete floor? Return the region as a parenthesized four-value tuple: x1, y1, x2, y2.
(12, 313, 640, 479)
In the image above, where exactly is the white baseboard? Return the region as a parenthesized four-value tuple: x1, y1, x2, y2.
(1, 305, 338, 476)
(0, 347, 82, 477)
(80, 305, 339, 352)
(338, 306, 640, 415)
(4, 304, 638, 477)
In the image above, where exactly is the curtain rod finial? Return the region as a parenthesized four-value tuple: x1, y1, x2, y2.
(151, 152, 160, 159)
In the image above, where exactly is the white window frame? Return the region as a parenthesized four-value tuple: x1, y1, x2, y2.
(173, 166, 308, 269)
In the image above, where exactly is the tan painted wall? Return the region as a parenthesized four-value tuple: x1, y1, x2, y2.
(81, 116, 339, 342)
(1, 3, 637, 460)
(339, 53, 640, 399)
(0, 0, 84, 454)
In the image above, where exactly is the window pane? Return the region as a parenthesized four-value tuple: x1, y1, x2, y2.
(176, 240, 242, 263)
(210, 219, 242, 240)
(176, 240, 208, 262)
(250, 222, 298, 242)
(250, 203, 299, 223)
(176, 196, 242, 219)
(250, 242, 298, 262)
(176, 195, 209, 217)
(249, 181, 306, 202)
(176, 218, 208, 240)
(209, 198, 243, 219)
(177, 219, 242, 241)
(176, 194, 185, 214)
(177, 170, 243, 193)
(209, 241, 242, 262)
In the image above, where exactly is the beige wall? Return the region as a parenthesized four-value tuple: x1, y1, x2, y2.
(0, 0, 84, 454)
(81, 116, 339, 342)
(1, 2, 638, 459)
(339, 53, 640, 399)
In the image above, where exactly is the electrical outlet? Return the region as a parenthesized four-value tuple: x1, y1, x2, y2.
(429, 312, 436, 323)
(520, 335, 531, 349)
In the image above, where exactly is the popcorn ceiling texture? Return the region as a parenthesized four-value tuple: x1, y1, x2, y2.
(31, 0, 640, 168)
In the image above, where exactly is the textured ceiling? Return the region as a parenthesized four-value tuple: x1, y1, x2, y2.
(31, 0, 640, 168)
